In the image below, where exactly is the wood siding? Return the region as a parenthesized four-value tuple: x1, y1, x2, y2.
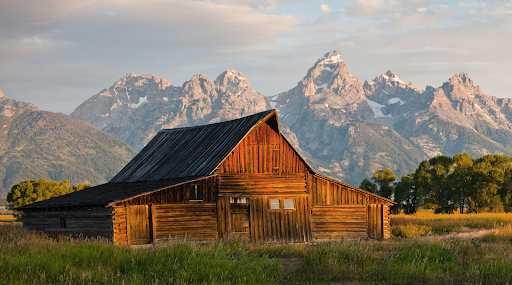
(308, 174, 393, 206)
(218, 196, 311, 242)
(219, 122, 307, 175)
(120, 177, 217, 205)
(218, 174, 307, 195)
(112, 205, 128, 245)
(153, 203, 217, 242)
(367, 204, 390, 239)
(22, 208, 113, 238)
(311, 205, 368, 240)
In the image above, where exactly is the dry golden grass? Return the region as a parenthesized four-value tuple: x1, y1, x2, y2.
(0, 215, 15, 223)
(390, 210, 512, 238)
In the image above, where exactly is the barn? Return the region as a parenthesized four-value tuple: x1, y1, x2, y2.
(18, 109, 394, 245)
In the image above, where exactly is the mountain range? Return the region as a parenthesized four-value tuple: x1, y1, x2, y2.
(2, 50, 511, 193)
(0, 89, 136, 194)
(70, 50, 512, 186)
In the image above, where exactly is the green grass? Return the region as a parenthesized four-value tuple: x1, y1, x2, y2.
(0, 224, 280, 284)
(3, 212, 512, 285)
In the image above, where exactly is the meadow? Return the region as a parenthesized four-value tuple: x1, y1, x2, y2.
(1, 211, 512, 284)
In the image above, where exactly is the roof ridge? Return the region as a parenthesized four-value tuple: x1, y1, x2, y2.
(158, 109, 274, 133)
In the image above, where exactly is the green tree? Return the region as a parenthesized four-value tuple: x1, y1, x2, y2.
(371, 169, 396, 199)
(449, 153, 474, 214)
(394, 175, 418, 214)
(6, 178, 89, 219)
(468, 155, 507, 213)
(359, 178, 378, 194)
(414, 155, 455, 213)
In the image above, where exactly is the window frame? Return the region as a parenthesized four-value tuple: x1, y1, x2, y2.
(189, 184, 203, 201)
(268, 198, 296, 211)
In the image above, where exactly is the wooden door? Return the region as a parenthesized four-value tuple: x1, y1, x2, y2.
(367, 204, 383, 239)
(230, 200, 250, 238)
(126, 205, 151, 245)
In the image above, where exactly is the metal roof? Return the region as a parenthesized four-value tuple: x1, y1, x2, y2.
(110, 109, 275, 183)
(17, 176, 210, 210)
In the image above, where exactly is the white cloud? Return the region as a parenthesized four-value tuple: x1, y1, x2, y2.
(321, 4, 332, 14)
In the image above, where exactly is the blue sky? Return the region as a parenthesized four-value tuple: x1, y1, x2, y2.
(0, 0, 511, 113)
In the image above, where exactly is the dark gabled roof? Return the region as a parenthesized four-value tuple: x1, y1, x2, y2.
(110, 110, 276, 183)
(17, 176, 210, 210)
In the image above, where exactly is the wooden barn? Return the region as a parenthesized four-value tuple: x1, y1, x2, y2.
(18, 110, 394, 245)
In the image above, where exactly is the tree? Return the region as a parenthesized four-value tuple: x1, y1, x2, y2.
(6, 178, 91, 219)
(449, 153, 474, 214)
(414, 155, 456, 213)
(359, 178, 378, 194)
(394, 175, 418, 214)
(467, 155, 507, 213)
(371, 169, 396, 199)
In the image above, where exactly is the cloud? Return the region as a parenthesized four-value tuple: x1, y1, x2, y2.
(320, 4, 332, 14)
(343, 0, 401, 17)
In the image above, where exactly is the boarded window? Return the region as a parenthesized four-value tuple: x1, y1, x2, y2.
(270, 199, 280, 209)
(283, 199, 294, 209)
(60, 218, 67, 228)
(189, 184, 203, 200)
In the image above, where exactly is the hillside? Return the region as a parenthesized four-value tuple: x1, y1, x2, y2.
(0, 89, 136, 194)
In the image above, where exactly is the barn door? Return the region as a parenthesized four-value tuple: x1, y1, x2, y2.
(126, 205, 151, 245)
(230, 198, 250, 238)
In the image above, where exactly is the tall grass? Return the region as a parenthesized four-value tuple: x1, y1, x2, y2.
(286, 239, 512, 284)
(0, 224, 280, 284)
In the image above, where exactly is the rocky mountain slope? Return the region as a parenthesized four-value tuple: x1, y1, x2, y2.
(70, 71, 270, 151)
(0, 89, 136, 194)
(70, 50, 512, 186)
(271, 51, 512, 185)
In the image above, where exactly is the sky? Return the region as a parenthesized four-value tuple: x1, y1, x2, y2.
(0, 0, 511, 114)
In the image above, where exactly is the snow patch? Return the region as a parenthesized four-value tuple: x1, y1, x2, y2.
(324, 67, 332, 72)
(128, 96, 148, 108)
(388, 97, 405, 105)
(319, 54, 343, 65)
(367, 99, 392, 118)
(314, 83, 328, 90)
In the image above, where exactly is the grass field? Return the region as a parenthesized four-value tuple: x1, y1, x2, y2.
(2, 212, 512, 284)
(0, 215, 15, 223)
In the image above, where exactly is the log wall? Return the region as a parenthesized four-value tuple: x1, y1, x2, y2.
(22, 208, 113, 239)
(112, 205, 128, 245)
(311, 205, 368, 240)
(218, 174, 306, 195)
(153, 203, 217, 242)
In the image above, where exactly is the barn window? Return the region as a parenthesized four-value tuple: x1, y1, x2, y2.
(189, 184, 203, 201)
(270, 199, 280, 209)
(230, 197, 247, 204)
(283, 199, 294, 209)
(60, 218, 67, 228)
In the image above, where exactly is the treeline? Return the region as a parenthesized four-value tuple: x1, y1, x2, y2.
(6, 178, 92, 219)
(360, 153, 512, 214)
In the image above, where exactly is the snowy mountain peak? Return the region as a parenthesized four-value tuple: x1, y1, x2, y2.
(318, 50, 343, 65)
